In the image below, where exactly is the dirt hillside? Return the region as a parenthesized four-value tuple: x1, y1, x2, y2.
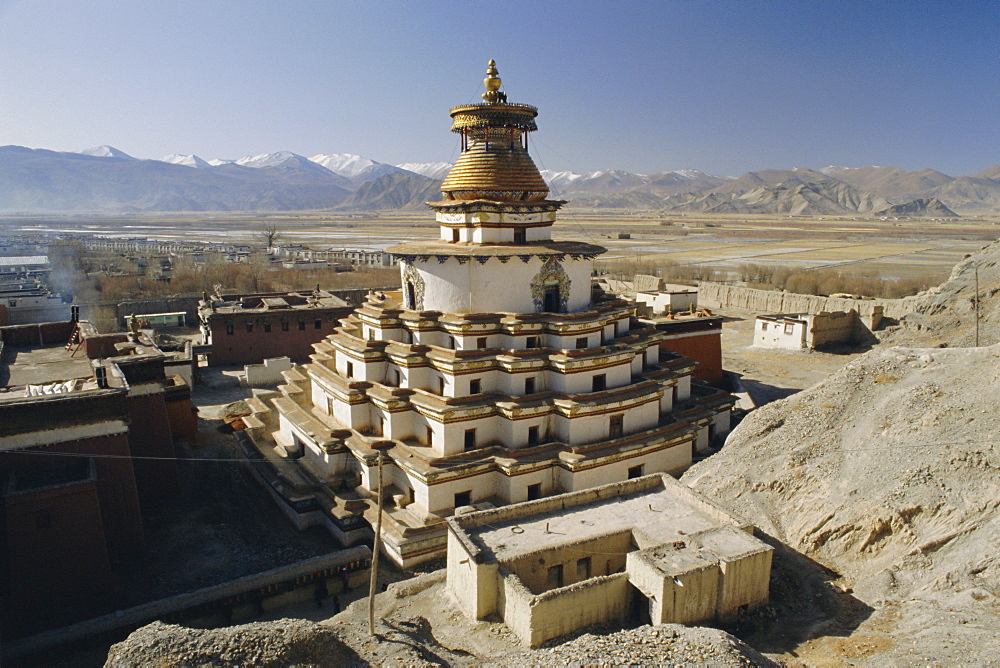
(106, 572, 774, 667)
(682, 342, 1000, 664)
(884, 237, 1000, 347)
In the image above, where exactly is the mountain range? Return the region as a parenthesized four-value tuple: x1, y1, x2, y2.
(0, 144, 997, 216)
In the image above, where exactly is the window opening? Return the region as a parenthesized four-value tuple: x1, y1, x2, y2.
(527, 483, 542, 500)
(477, 337, 487, 349)
(577, 557, 592, 580)
(464, 428, 476, 451)
(513, 228, 526, 245)
(547, 564, 564, 589)
(470, 379, 481, 394)
(592, 374, 606, 392)
(528, 425, 539, 445)
(406, 281, 417, 309)
(576, 337, 588, 349)
(454, 490, 471, 508)
(628, 464, 644, 479)
(524, 377, 535, 394)
(526, 336, 538, 349)
(225, 322, 234, 335)
(610, 413, 624, 439)
(543, 286, 560, 313)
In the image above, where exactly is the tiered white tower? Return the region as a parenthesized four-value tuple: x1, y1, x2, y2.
(262, 61, 733, 566)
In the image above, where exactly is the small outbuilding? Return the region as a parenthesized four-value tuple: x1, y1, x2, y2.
(753, 308, 882, 350)
(446, 473, 772, 647)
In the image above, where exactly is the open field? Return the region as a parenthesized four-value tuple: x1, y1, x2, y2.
(3, 209, 998, 282)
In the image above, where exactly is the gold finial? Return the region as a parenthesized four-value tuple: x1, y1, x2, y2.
(482, 59, 506, 104)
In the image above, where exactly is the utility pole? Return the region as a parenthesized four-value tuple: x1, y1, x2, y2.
(974, 266, 980, 347)
(368, 448, 385, 637)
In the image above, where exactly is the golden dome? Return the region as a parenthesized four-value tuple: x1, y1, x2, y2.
(438, 60, 550, 203)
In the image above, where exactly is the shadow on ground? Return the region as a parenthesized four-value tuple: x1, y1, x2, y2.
(724, 533, 873, 658)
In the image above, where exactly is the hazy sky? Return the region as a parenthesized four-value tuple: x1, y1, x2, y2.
(1, 0, 997, 176)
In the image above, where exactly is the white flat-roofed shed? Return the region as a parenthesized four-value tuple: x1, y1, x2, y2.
(446, 473, 772, 647)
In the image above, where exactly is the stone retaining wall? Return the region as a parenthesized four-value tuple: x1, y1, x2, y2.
(697, 282, 925, 321)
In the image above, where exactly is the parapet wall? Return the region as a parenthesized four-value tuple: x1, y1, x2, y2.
(697, 281, 924, 322)
(499, 567, 631, 647)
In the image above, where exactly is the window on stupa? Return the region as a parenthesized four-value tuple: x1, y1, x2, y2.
(464, 429, 477, 451)
(576, 337, 588, 349)
(477, 337, 487, 349)
(528, 425, 539, 445)
(454, 490, 471, 507)
(610, 414, 624, 439)
(527, 483, 542, 500)
(524, 377, 535, 394)
(470, 379, 481, 394)
(514, 228, 526, 245)
(628, 464, 644, 479)
(592, 374, 606, 392)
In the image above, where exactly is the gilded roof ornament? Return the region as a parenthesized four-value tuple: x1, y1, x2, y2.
(482, 59, 507, 104)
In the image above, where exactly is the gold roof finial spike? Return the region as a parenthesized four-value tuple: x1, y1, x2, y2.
(482, 59, 505, 104)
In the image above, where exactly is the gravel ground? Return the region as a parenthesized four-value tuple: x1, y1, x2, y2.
(117, 367, 341, 606)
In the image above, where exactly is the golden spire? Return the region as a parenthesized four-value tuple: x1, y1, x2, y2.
(482, 59, 505, 104)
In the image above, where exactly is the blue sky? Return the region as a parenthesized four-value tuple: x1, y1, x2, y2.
(1, 0, 997, 176)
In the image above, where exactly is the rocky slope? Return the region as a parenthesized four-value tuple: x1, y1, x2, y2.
(885, 237, 1000, 347)
(683, 342, 1000, 663)
(105, 575, 774, 667)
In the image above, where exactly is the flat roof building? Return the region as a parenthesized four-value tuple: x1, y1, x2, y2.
(446, 473, 772, 647)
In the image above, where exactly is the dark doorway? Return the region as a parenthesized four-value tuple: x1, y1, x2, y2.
(406, 281, 417, 309)
(454, 490, 471, 508)
(527, 483, 542, 500)
(543, 285, 560, 313)
(627, 583, 652, 625)
(610, 414, 624, 439)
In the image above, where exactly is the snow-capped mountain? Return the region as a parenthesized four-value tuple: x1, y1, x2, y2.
(161, 153, 211, 169)
(208, 158, 234, 166)
(234, 151, 335, 176)
(395, 162, 453, 180)
(79, 145, 135, 160)
(309, 153, 408, 182)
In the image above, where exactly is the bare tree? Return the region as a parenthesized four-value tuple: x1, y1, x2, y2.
(259, 223, 281, 249)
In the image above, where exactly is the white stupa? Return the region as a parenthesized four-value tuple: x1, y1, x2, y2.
(254, 61, 735, 567)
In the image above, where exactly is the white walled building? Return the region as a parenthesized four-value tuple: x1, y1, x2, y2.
(446, 474, 773, 647)
(248, 61, 735, 567)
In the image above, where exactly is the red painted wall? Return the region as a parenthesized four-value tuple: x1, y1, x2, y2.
(659, 331, 724, 386)
(207, 307, 352, 366)
(126, 390, 179, 501)
(3, 477, 113, 636)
